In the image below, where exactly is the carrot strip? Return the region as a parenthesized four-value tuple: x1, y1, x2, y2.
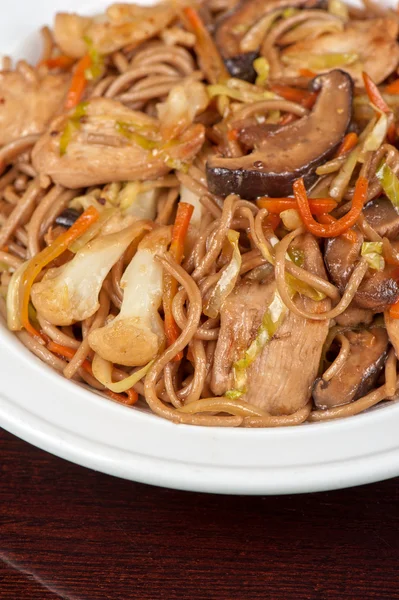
(390, 299, 399, 318)
(264, 213, 281, 231)
(294, 176, 368, 238)
(385, 79, 399, 95)
(163, 202, 194, 361)
(182, 7, 229, 84)
(363, 71, 390, 114)
(65, 54, 92, 110)
(299, 68, 316, 78)
(317, 214, 358, 244)
(271, 84, 317, 107)
(39, 55, 75, 70)
(335, 132, 358, 157)
(47, 341, 93, 374)
(257, 197, 337, 215)
(20, 206, 99, 336)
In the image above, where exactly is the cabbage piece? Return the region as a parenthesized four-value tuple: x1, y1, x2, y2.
(361, 241, 384, 271)
(31, 221, 150, 326)
(376, 162, 399, 211)
(88, 227, 171, 367)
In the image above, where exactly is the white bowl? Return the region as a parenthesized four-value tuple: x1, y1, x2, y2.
(1, 0, 399, 495)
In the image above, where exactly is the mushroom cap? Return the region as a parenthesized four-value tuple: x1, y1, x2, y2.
(206, 69, 353, 199)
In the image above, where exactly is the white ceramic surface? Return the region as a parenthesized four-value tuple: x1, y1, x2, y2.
(1, 0, 399, 495)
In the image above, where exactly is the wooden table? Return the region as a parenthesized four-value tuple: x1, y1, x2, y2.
(1, 428, 399, 600)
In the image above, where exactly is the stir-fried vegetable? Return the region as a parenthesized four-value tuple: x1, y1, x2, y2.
(253, 57, 270, 86)
(270, 84, 317, 108)
(11, 207, 99, 339)
(92, 353, 153, 394)
(40, 55, 75, 70)
(208, 79, 275, 103)
(163, 202, 194, 361)
(361, 242, 385, 271)
(363, 71, 391, 115)
(257, 197, 337, 215)
(295, 176, 368, 238)
(88, 227, 170, 367)
(182, 6, 229, 85)
(282, 52, 358, 70)
(59, 101, 88, 156)
(204, 230, 242, 319)
(64, 54, 92, 110)
(336, 132, 358, 157)
(227, 290, 288, 398)
(31, 220, 150, 326)
(328, 0, 349, 21)
(376, 162, 399, 211)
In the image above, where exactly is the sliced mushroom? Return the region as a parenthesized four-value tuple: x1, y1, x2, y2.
(215, 0, 321, 82)
(325, 233, 399, 312)
(364, 197, 399, 240)
(335, 306, 373, 328)
(206, 69, 352, 199)
(313, 327, 388, 410)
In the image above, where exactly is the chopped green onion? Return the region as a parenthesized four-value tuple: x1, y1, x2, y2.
(59, 102, 88, 156)
(361, 241, 384, 271)
(228, 289, 288, 396)
(282, 52, 358, 70)
(376, 162, 399, 211)
(253, 57, 270, 86)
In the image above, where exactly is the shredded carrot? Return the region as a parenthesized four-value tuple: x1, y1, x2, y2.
(20, 206, 99, 337)
(227, 129, 239, 142)
(271, 84, 317, 108)
(47, 341, 93, 374)
(182, 6, 229, 84)
(257, 197, 337, 216)
(385, 79, 399, 95)
(264, 213, 281, 231)
(64, 54, 92, 110)
(317, 214, 358, 244)
(39, 55, 75, 70)
(294, 176, 368, 238)
(299, 68, 316, 78)
(47, 341, 138, 404)
(163, 202, 194, 361)
(363, 71, 390, 114)
(390, 299, 399, 319)
(335, 132, 358, 157)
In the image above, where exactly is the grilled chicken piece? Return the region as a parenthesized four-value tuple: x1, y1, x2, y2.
(211, 276, 276, 396)
(277, 18, 399, 87)
(364, 198, 399, 240)
(0, 71, 69, 146)
(32, 98, 205, 188)
(212, 234, 331, 415)
(313, 327, 388, 410)
(242, 235, 331, 415)
(54, 3, 177, 58)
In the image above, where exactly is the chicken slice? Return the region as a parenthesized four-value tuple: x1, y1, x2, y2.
(243, 234, 331, 415)
(276, 18, 399, 86)
(211, 234, 331, 415)
(0, 71, 69, 146)
(211, 276, 276, 396)
(32, 98, 205, 188)
(54, 3, 177, 58)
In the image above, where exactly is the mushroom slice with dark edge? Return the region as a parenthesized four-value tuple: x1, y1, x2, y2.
(206, 69, 353, 199)
(364, 197, 399, 240)
(325, 234, 399, 313)
(313, 327, 388, 410)
(215, 0, 321, 82)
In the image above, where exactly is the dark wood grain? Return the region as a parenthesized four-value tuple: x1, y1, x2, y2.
(1, 428, 399, 600)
